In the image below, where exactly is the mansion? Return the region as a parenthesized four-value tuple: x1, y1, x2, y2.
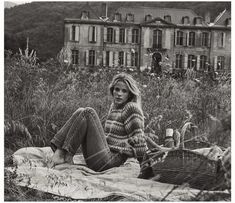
(62, 4, 231, 73)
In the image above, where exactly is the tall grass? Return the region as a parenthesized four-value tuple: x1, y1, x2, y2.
(4, 50, 231, 200)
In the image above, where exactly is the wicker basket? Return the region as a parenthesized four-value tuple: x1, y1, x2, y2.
(150, 148, 221, 190)
(139, 140, 224, 190)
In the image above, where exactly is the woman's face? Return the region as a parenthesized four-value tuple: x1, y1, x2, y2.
(113, 81, 130, 107)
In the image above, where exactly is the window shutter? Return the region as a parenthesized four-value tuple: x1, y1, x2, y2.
(184, 54, 188, 69)
(124, 29, 127, 43)
(69, 25, 73, 41)
(144, 28, 150, 48)
(88, 26, 93, 42)
(116, 28, 119, 43)
(103, 51, 106, 66)
(104, 27, 107, 42)
(113, 29, 116, 43)
(174, 30, 177, 46)
(128, 28, 132, 43)
(223, 32, 226, 48)
(126, 52, 131, 66)
(217, 32, 222, 47)
(94, 27, 97, 42)
(114, 52, 119, 66)
(196, 55, 200, 70)
(163, 29, 171, 49)
(123, 52, 126, 66)
(75, 26, 80, 41)
(214, 56, 217, 71)
(186, 31, 189, 46)
(85, 50, 89, 66)
(149, 29, 153, 48)
(109, 51, 113, 67)
(207, 32, 211, 48)
(94, 51, 97, 66)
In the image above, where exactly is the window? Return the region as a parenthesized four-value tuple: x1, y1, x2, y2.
(217, 56, 225, 70)
(131, 52, 138, 67)
(182, 16, 190, 24)
(88, 50, 95, 66)
(89, 26, 96, 43)
(119, 51, 124, 66)
(132, 29, 139, 43)
(81, 11, 89, 19)
(202, 32, 209, 46)
(175, 54, 183, 69)
(106, 51, 110, 66)
(71, 25, 79, 41)
(176, 31, 183, 45)
(107, 28, 114, 43)
(218, 32, 226, 48)
(164, 15, 171, 23)
(72, 50, 79, 65)
(126, 13, 134, 22)
(114, 13, 121, 21)
(200, 55, 207, 70)
(188, 55, 197, 69)
(189, 32, 195, 46)
(226, 18, 231, 26)
(145, 14, 152, 21)
(72, 25, 76, 41)
(119, 28, 125, 43)
(194, 17, 202, 25)
(153, 29, 162, 48)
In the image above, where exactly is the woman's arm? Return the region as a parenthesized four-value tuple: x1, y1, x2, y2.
(123, 102, 148, 161)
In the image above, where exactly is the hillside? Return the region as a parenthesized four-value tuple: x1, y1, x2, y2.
(4, 1, 231, 61)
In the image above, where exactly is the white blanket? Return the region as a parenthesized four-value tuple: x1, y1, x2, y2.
(5, 147, 230, 201)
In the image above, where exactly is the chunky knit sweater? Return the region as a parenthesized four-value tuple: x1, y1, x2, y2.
(105, 102, 148, 159)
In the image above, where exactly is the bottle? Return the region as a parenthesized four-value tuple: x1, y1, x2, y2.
(164, 128, 174, 148)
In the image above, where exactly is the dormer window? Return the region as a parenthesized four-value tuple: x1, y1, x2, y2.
(81, 11, 89, 19)
(145, 14, 152, 21)
(126, 13, 134, 22)
(226, 18, 231, 26)
(164, 15, 171, 23)
(182, 16, 190, 24)
(114, 12, 121, 22)
(194, 17, 203, 25)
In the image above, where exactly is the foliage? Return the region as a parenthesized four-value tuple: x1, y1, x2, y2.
(4, 50, 231, 200)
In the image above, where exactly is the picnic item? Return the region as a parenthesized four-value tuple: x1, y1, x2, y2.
(139, 130, 228, 190)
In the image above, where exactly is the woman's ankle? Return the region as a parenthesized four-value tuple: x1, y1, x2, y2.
(65, 152, 74, 164)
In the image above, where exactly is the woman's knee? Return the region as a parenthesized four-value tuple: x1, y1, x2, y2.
(72, 108, 85, 116)
(84, 107, 98, 117)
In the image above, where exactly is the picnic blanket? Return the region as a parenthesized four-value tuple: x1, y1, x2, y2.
(5, 147, 230, 201)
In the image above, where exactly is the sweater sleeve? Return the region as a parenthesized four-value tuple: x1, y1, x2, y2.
(122, 102, 148, 160)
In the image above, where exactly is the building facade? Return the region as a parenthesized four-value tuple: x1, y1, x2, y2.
(62, 5, 231, 73)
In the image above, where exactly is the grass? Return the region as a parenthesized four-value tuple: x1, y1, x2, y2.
(4, 51, 231, 201)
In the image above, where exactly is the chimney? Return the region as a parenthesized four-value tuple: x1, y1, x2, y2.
(204, 12, 211, 24)
(101, 3, 108, 18)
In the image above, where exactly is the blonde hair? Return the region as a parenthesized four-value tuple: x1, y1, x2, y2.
(109, 72, 142, 110)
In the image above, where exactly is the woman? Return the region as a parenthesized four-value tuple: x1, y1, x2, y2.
(50, 72, 148, 171)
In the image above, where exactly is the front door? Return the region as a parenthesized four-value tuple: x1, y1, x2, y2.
(152, 52, 162, 74)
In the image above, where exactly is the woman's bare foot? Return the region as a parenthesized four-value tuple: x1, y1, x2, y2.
(65, 152, 74, 164)
(48, 148, 66, 168)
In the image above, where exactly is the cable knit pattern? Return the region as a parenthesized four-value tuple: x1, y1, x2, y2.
(105, 102, 148, 159)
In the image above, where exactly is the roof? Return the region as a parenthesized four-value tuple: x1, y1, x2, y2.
(213, 9, 231, 26)
(112, 6, 206, 25)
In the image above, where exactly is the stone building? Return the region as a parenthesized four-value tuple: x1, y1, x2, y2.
(62, 4, 231, 73)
